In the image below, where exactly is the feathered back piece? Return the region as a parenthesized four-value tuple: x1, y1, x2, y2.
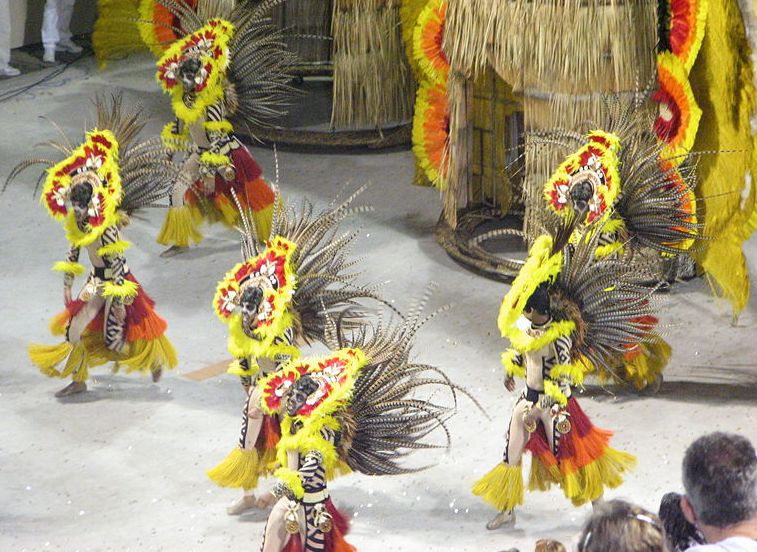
(552, 225, 663, 373)
(150, 0, 299, 129)
(257, 290, 473, 483)
(322, 291, 473, 477)
(534, 90, 701, 256)
(4, 93, 175, 216)
(500, 221, 663, 384)
(214, 184, 388, 356)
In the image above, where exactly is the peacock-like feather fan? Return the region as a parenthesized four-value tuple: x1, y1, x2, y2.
(551, 223, 663, 373)
(322, 290, 483, 477)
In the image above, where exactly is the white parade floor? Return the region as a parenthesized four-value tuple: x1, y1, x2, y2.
(0, 55, 755, 552)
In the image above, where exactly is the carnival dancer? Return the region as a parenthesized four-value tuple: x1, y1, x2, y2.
(150, 1, 298, 256)
(6, 95, 179, 397)
(473, 226, 660, 529)
(257, 295, 469, 551)
(207, 186, 388, 515)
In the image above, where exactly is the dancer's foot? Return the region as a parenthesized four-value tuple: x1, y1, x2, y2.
(160, 245, 188, 258)
(255, 492, 276, 509)
(642, 374, 663, 395)
(151, 368, 162, 383)
(227, 494, 257, 515)
(55, 381, 87, 397)
(486, 510, 515, 530)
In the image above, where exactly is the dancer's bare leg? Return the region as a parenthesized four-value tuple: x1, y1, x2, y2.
(486, 398, 532, 530)
(261, 498, 304, 552)
(55, 294, 104, 397)
(227, 386, 266, 515)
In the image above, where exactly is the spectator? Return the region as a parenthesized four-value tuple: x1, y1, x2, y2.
(42, 0, 82, 63)
(659, 492, 705, 551)
(534, 539, 567, 552)
(680, 432, 757, 551)
(0, 0, 21, 76)
(577, 499, 666, 552)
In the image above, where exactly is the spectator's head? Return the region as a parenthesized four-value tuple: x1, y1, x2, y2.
(680, 432, 757, 535)
(577, 499, 666, 552)
(534, 539, 567, 552)
(658, 492, 704, 552)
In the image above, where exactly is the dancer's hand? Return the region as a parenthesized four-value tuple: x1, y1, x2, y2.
(504, 376, 515, 392)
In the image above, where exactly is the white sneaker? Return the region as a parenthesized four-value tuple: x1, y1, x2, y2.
(43, 47, 57, 64)
(57, 40, 83, 54)
(0, 65, 20, 77)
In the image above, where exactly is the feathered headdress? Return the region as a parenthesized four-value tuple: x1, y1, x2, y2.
(4, 93, 176, 246)
(533, 91, 700, 257)
(213, 184, 388, 362)
(148, 0, 299, 129)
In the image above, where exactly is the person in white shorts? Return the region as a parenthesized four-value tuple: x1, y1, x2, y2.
(42, 0, 82, 63)
(0, 0, 20, 76)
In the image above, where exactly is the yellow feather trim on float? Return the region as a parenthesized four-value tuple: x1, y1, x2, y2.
(138, 0, 167, 58)
(413, 0, 449, 84)
(399, 0, 427, 78)
(157, 205, 203, 247)
(655, 52, 702, 164)
(665, 0, 710, 73)
(155, 19, 234, 124)
(97, 239, 130, 257)
(412, 80, 450, 188)
(688, 0, 755, 316)
(472, 463, 524, 512)
(52, 261, 87, 275)
(207, 448, 261, 490)
(102, 279, 140, 300)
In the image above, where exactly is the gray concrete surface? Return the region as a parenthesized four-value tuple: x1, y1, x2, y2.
(0, 54, 755, 552)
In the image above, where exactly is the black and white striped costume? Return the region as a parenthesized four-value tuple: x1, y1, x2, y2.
(503, 320, 573, 463)
(64, 224, 129, 353)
